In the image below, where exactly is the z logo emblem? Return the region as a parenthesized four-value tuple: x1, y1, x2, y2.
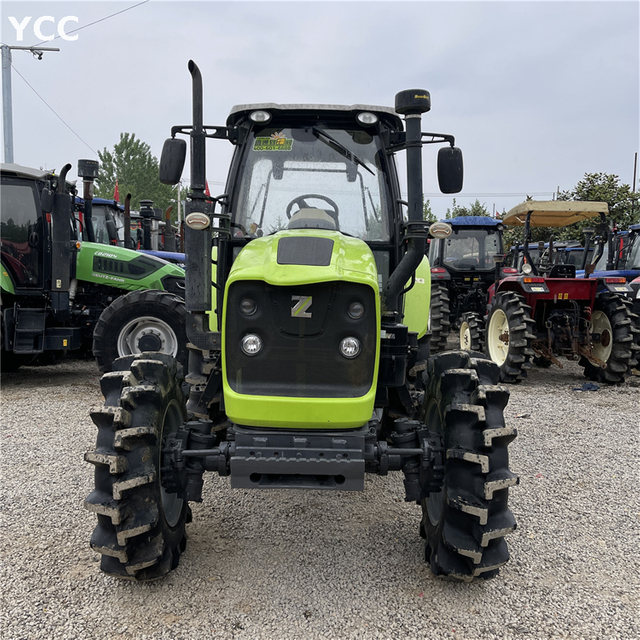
(291, 295, 312, 318)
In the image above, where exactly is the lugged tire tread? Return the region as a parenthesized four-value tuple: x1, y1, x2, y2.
(422, 351, 518, 580)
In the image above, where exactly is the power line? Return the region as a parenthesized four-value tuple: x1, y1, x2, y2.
(6, 1, 152, 159)
(29, 0, 150, 46)
(11, 64, 97, 155)
(423, 192, 556, 198)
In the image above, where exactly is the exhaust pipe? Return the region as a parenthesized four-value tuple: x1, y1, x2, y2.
(383, 90, 431, 317)
(123, 194, 132, 248)
(184, 60, 213, 344)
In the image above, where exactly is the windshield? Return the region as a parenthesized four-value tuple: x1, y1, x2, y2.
(232, 126, 391, 241)
(431, 228, 501, 270)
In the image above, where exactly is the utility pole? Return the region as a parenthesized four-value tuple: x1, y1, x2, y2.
(2, 44, 59, 163)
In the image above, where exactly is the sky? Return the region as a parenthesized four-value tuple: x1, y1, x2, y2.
(1, 0, 638, 219)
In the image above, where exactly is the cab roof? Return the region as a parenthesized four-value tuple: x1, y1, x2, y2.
(1, 162, 56, 181)
(444, 216, 502, 228)
(503, 200, 608, 227)
(226, 102, 403, 130)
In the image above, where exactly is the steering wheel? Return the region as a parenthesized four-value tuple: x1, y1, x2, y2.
(285, 194, 340, 227)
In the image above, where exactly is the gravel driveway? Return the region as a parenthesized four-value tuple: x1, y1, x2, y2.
(1, 357, 638, 640)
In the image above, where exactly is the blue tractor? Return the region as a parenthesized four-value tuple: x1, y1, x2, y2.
(427, 216, 517, 351)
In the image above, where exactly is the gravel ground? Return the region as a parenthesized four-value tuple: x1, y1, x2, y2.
(1, 356, 638, 640)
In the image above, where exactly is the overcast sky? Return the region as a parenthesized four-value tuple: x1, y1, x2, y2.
(2, 0, 638, 218)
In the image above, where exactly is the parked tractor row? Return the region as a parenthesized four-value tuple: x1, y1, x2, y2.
(0, 162, 188, 373)
(428, 202, 639, 384)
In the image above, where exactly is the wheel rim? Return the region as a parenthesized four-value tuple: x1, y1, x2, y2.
(460, 321, 471, 350)
(591, 310, 613, 362)
(117, 316, 179, 358)
(487, 308, 510, 366)
(160, 398, 185, 528)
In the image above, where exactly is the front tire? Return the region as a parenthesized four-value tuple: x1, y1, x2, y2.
(84, 353, 190, 580)
(429, 285, 451, 353)
(581, 293, 633, 384)
(459, 312, 484, 352)
(485, 291, 535, 383)
(93, 290, 188, 373)
(421, 351, 518, 580)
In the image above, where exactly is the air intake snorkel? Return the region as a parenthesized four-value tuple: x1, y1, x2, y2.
(383, 90, 431, 319)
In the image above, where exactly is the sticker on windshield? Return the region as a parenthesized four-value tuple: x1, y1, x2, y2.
(254, 132, 293, 152)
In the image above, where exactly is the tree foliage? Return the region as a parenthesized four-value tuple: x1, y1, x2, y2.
(95, 133, 176, 215)
(444, 198, 491, 219)
(423, 199, 436, 223)
(556, 172, 639, 241)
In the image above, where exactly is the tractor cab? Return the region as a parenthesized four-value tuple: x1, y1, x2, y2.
(427, 216, 511, 352)
(223, 104, 405, 290)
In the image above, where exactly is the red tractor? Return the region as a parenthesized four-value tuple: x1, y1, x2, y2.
(481, 201, 634, 384)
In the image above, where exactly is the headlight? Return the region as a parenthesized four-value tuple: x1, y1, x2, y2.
(249, 110, 272, 124)
(522, 262, 533, 275)
(241, 333, 263, 356)
(357, 112, 378, 126)
(339, 337, 361, 359)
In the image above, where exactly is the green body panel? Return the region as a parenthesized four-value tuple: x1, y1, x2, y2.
(0, 266, 15, 295)
(208, 246, 218, 331)
(222, 230, 381, 429)
(75, 242, 184, 291)
(403, 255, 431, 339)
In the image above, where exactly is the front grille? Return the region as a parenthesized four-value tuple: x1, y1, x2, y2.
(225, 280, 376, 398)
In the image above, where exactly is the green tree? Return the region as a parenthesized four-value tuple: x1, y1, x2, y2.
(444, 198, 491, 219)
(556, 173, 639, 241)
(423, 199, 436, 223)
(95, 133, 176, 216)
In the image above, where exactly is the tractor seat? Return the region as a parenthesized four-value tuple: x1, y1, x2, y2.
(287, 208, 337, 231)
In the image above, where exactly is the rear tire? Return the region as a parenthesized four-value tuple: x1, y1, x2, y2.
(429, 285, 451, 353)
(485, 291, 535, 383)
(93, 290, 188, 373)
(459, 312, 484, 352)
(84, 353, 190, 580)
(421, 351, 518, 580)
(581, 293, 633, 384)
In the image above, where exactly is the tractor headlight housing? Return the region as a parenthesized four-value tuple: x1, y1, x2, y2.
(249, 110, 272, 124)
(241, 333, 263, 356)
(339, 337, 361, 359)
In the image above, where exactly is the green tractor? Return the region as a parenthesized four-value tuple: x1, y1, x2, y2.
(1, 162, 187, 372)
(84, 61, 519, 581)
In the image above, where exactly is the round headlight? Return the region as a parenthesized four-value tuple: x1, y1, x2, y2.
(339, 337, 361, 359)
(249, 110, 272, 124)
(348, 301, 365, 319)
(240, 298, 257, 316)
(357, 112, 378, 126)
(522, 262, 533, 275)
(241, 333, 263, 356)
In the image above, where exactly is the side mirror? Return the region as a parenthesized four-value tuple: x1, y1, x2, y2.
(159, 138, 187, 185)
(40, 187, 54, 214)
(106, 219, 118, 243)
(437, 146, 463, 194)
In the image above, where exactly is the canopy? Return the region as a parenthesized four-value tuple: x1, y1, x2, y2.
(503, 201, 608, 227)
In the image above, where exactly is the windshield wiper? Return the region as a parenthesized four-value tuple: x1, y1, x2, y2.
(311, 127, 375, 176)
